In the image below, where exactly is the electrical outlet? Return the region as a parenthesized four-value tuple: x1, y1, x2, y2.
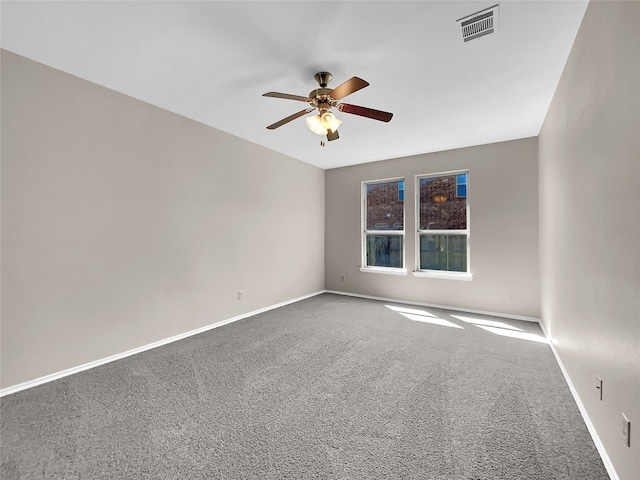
(340, 275, 346, 281)
(237, 291, 243, 300)
(622, 413, 631, 447)
(508, 290, 516, 299)
(596, 377, 603, 401)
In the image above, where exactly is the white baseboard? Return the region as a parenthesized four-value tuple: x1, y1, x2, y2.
(324, 289, 541, 323)
(537, 321, 618, 480)
(0, 290, 325, 398)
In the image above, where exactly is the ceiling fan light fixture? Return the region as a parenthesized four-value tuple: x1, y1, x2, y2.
(320, 111, 341, 131)
(306, 112, 341, 136)
(305, 114, 325, 135)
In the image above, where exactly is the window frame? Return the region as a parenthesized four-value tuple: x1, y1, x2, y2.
(360, 177, 407, 275)
(414, 170, 472, 281)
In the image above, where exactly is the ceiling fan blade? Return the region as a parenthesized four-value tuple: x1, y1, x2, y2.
(327, 129, 340, 141)
(339, 103, 393, 122)
(328, 77, 369, 101)
(266, 109, 313, 130)
(263, 92, 312, 102)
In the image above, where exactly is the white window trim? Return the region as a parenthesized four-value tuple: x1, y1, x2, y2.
(412, 270, 473, 281)
(361, 177, 405, 272)
(414, 170, 471, 278)
(360, 266, 408, 276)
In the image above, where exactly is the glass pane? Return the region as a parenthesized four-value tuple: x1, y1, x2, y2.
(419, 174, 467, 230)
(366, 180, 404, 231)
(366, 234, 403, 268)
(447, 235, 467, 272)
(419, 234, 467, 272)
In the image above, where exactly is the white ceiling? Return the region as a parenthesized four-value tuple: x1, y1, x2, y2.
(1, 1, 588, 169)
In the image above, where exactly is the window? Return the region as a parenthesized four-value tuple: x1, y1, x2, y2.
(361, 178, 405, 273)
(415, 171, 470, 278)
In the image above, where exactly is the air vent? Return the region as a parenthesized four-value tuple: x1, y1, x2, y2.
(457, 4, 499, 42)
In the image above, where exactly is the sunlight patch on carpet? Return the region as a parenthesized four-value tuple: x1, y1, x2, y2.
(474, 325, 549, 344)
(386, 305, 464, 329)
(450, 314, 522, 331)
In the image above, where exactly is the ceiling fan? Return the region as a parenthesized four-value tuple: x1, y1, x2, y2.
(263, 72, 393, 144)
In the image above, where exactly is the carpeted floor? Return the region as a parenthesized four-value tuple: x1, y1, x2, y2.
(1, 293, 609, 479)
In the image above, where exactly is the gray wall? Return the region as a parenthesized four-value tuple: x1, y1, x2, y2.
(325, 137, 540, 319)
(0, 50, 325, 389)
(538, 1, 640, 479)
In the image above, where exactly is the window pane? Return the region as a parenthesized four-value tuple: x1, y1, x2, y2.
(419, 175, 467, 230)
(456, 173, 467, 198)
(366, 234, 403, 268)
(366, 180, 404, 230)
(419, 234, 467, 272)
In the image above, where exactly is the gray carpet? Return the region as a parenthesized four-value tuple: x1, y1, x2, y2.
(1, 293, 609, 479)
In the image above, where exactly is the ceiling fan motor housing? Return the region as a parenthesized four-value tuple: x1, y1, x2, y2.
(308, 87, 335, 112)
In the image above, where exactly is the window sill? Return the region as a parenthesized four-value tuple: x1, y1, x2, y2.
(359, 267, 408, 276)
(412, 271, 473, 281)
